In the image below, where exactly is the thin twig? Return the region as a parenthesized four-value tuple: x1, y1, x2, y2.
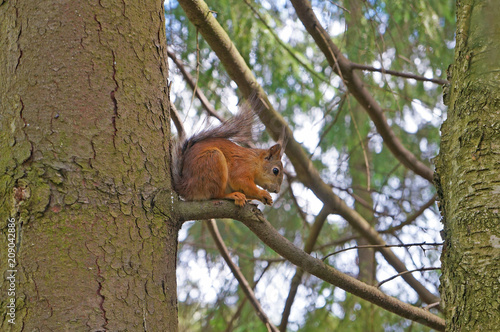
(351, 63, 448, 85)
(378, 267, 441, 288)
(185, 29, 201, 119)
(313, 234, 359, 251)
(348, 106, 371, 191)
(169, 100, 186, 139)
(308, 93, 347, 159)
(287, 185, 309, 227)
(323, 241, 443, 261)
(328, 0, 350, 13)
(424, 302, 441, 311)
(225, 263, 271, 332)
(379, 195, 437, 234)
(242, 255, 286, 263)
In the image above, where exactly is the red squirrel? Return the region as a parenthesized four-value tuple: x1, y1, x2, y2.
(172, 97, 285, 206)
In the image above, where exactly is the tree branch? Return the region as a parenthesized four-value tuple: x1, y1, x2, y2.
(323, 242, 443, 260)
(169, 100, 186, 139)
(167, 48, 224, 122)
(379, 195, 437, 234)
(242, 0, 329, 83)
(206, 219, 279, 332)
(289, 0, 434, 182)
(378, 267, 441, 288)
(225, 262, 272, 332)
(155, 197, 445, 331)
(350, 62, 448, 85)
(177, 0, 440, 306)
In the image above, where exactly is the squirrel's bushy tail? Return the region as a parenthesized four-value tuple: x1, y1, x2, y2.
(171, 96, 259, 195)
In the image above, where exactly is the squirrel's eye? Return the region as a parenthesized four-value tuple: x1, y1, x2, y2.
(273, 167, 279, 176)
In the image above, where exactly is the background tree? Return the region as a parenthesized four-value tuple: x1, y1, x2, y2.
(435, 0, 500, 330)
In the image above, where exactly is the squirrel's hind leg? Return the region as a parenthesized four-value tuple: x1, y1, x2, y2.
(182, 147, 247, 206)
(195, 148, 248, 206)
(182, 147, 229, 201)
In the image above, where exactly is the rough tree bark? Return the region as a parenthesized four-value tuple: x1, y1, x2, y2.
(0, 1, 178, 330)
(435, 0, 500, 330)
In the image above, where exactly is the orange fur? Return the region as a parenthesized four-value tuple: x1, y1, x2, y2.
(174, 138, 284, 206)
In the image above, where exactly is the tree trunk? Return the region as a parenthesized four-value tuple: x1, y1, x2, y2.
(0, 1, 178, 330)
(435, 0, 500, 330)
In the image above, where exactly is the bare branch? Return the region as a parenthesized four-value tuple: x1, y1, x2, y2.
(378, 267, 441, 288)
(351, 63, 448, 85)
(225, 262, 272, 331)
(309, 93, 347, 158)
(287, 184, 309, 226)
(348, 107, 371, 191)
(380, 195, 437, 234)
(155, 197, 445, 331)
(167, 48, 224, 122)
(323, 241, 444, 261)
(242, 0, 329, 83)
(169, 100, 186, 139)
(424, 302, 441, 311)
(206, 219, 279, 332)
(314, 233, 360, 251)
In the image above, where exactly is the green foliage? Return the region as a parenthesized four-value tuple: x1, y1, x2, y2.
(332, 294, 434, 332)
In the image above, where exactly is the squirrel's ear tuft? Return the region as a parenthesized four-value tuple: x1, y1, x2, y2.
(265, 144, 282, 160)
(278, 127, 288, 157)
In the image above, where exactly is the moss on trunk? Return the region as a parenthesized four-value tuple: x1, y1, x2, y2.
(435, 0, 500, 330)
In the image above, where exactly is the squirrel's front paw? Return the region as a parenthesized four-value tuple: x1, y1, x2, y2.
(231, 192, 247, 207)
(261, 192, 273, 205)
(224, 192, 247, 206)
